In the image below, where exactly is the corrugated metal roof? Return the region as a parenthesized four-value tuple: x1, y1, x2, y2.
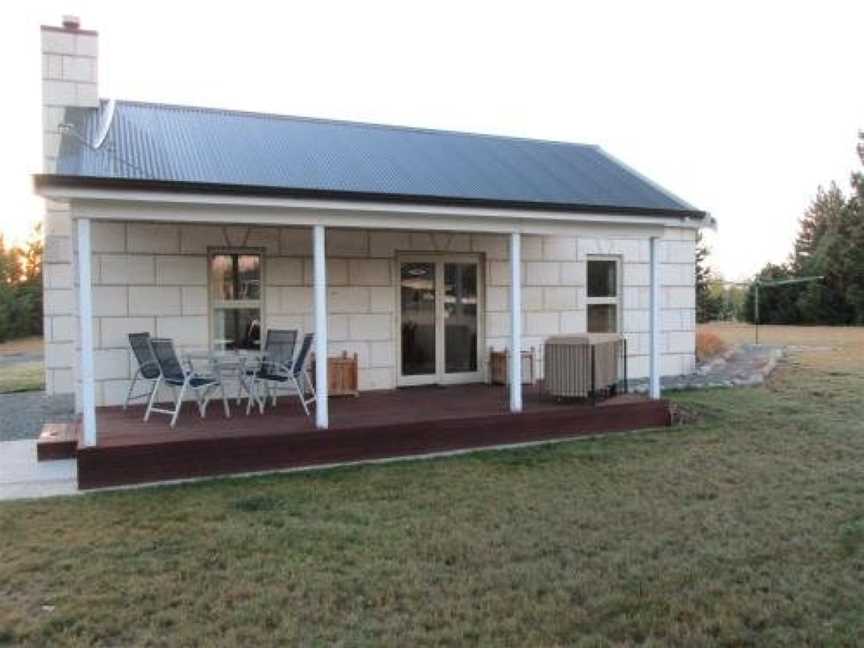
(55, 100, 700, 215)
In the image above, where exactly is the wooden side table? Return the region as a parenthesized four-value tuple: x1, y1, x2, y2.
(488, 347, 536, 385)
(311, 351, 359, 397)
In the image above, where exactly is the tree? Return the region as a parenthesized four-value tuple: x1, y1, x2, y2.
(742, 263, 803, 324)
(16, 224, 43, 337)
(790, 183, 853, 324)
(707, 278, 744, 322)
(747, 132, 864, 326)
(840, 132, 864, 323)
(790, 183, 844, 275)
(695, 231, 722, 322)
(0, 226, 44, 342)
(0, 235, 17, 342)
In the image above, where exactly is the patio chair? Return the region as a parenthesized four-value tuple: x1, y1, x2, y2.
(144, 337, 231, 428)
(244, 329, 297, 414)
(124, 332, 161, 411)
(247, 332, 316, 416)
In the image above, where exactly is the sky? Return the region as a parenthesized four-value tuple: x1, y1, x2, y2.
(2, 0, 862, 280)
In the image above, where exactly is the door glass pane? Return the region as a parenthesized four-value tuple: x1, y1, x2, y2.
(587, 260, 617, 298)
(214, 308, 262, 350)
(401, 262, 436, 376)
(587, 304, 617, 333)
(444, 263, 478, 373)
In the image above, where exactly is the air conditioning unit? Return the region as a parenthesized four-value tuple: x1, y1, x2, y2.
(543, 334, 627, 399)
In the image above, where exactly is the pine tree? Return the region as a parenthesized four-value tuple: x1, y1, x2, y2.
(791, 183, 845, 275)
(792, 184, 850, 324)
(750, 132, 864, 325)
(843, 132, 864, 323)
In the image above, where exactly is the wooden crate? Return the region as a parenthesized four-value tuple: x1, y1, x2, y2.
(488, 348, 536, 385)
(312, 351, 359, 397)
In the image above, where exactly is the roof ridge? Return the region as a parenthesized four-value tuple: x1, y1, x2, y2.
(109, 98, 599, 149)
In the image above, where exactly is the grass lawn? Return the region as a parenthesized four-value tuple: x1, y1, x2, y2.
(1, 328, 863, 645)
(0, 336, 44, 393)
(0, 362, 45, 394)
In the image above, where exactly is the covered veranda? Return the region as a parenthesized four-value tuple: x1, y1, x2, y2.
(36, 181, 672, 488)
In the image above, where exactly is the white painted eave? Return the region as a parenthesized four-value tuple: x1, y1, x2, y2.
(39, 184, 704, 234)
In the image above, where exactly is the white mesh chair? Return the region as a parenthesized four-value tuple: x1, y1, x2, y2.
(144, 337, 231, 427)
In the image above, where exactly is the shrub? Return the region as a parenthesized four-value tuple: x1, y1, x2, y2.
(696, 331, 726, 362)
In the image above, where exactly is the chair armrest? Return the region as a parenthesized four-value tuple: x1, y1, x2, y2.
(260, 360, 293, 376)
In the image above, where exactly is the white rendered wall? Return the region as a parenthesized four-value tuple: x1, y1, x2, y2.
(76, 222, 697, 407)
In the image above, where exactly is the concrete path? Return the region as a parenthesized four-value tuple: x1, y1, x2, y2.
(0, 440, 77, 501)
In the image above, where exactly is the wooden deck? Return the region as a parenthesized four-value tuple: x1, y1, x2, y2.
(38, 384, 671, 490)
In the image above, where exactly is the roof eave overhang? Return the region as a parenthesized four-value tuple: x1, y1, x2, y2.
(34, 174, 712, 232)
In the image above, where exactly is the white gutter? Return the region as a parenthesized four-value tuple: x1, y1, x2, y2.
(699, 213, 718, 231)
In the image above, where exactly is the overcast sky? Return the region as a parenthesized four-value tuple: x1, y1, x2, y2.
(3, 0, 862, 280)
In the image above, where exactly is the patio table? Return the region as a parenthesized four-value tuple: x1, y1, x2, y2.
(184, 349, 264, 411)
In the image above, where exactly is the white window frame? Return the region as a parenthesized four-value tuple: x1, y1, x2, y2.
(208, 248, 265, 350)
(585, 255, 622, 333)
(395, 253, 486, 387)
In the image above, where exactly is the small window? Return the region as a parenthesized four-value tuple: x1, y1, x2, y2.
(586, 258, 620, 333)
(587, 259, 617, 298)
(209, 252, 263, 350)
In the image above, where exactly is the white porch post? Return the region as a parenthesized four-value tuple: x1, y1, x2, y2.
(649, 236, 662, 399)
(313, 224, 329, 429)
(509, 231, 523, 412)
(77, 218, 98, 446)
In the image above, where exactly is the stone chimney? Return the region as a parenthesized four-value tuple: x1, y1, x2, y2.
(40, 16, 99, 401)
(41, 15, 98, 173)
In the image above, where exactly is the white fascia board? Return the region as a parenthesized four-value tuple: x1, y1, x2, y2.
(42, 185, 697, 234)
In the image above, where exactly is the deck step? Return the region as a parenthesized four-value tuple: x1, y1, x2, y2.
(37, 422, 79, 461)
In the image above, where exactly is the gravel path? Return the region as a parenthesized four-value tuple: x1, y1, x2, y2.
(0, 392, 76, 442)
(631, 344, 784, 393)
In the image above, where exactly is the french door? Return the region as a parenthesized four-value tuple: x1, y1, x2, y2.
(397, 254, 484, 386)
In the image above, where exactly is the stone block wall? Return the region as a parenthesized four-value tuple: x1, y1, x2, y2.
(66, 222, 696, 406)
(43, 201, 77, 397)
(660, 228, 698, 376)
